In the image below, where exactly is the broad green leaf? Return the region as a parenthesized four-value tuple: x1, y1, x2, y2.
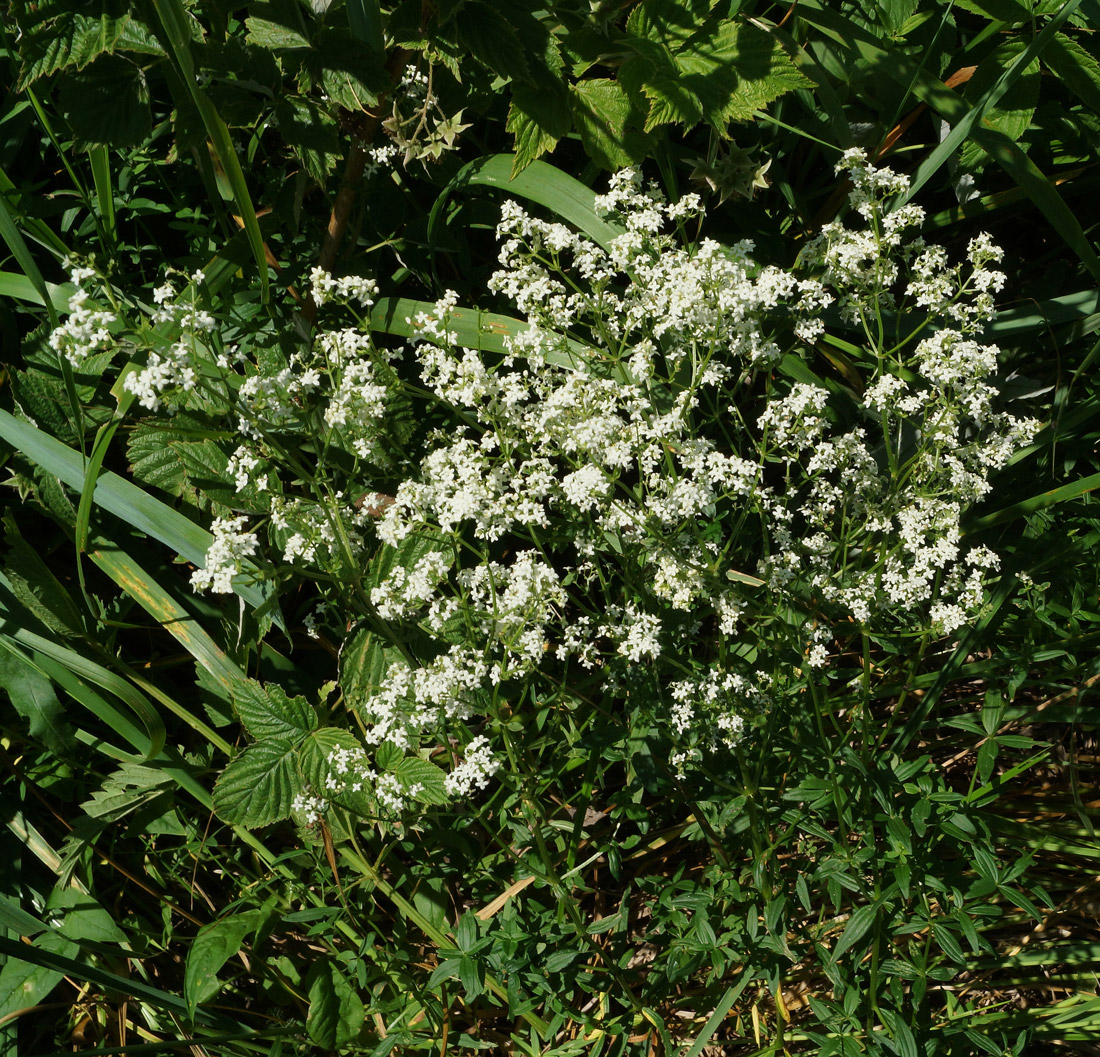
(44, 890, 127, 945)
(17, 12, 133, 89)
(245, 16, 309, 49)
(958, 39, 1040, 171)
(0, 931, 77, 1022)
(296, 727, 364, 791)
(376, 740, 403, 771)
(395, 756, 449, 805)
(58, 54, 152, 147)
(455, 2, 529, 84)
(570, 79, 655, 170)
(213, 738, 299, 826)
(306, 960, 365, 1049)
(0, 643, 75, 755)
(184, 910, 263, 1016)
(1044, 32, 1100, 112)
(507, 83, 572, 174)
(233, 680, 317, 743)
(126, 423, 237, 507)
(340, 628, 398, 705)
(705, 22, 811, 123)
(274, 96, 340, 184)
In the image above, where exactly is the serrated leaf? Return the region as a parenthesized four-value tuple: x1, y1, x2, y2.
(395, 756, 449, 805)
(297, 727, 364, 791)
(83, 761, 171, 820)
(232, 680, 317, 742)
(1045, 32, 1100, 113)
(454, 2, 529, 83)
(245, 16, 310, 49)
(308, 31, 390, 110)
(701, 22, 810, 124)
(960, 38, 1040, 171)
(213, 739, 298, 826)
(184, 910, 263, 1016)
(127, 423, 236, 507)
(57, 53, 151, 147)
(507, 82, 571, 174)
(18, 12, 132, 89)
(571, 79, 653, 170)
(306, 960, 365, 1049)
(340, 628, 400, 705)
(275, 96, 340, 184)
(376, 740, 403, 772)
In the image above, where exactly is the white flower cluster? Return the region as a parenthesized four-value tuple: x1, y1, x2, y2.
(443, 735, 499, 796)
(190, 515, 258, 594)
(48, 264, 117, 367)
(309, 267, 379, 309)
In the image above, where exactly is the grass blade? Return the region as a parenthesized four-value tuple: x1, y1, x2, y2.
(898, 0, 1083, 206)
(346, 0, 383, 53)
(0, 410, 282, 625)
(430, 155, 626, 253)
(150, 0, 270, 304)
(968, 470, 1100, 530)
(87, 145, 117, 248)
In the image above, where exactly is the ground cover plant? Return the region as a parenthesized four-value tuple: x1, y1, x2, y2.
(3, 1, 1100, 1055)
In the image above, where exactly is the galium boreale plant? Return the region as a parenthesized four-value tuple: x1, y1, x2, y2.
(72, 148, 1038, 827)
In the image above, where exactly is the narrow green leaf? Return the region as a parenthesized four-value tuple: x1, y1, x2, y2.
(898, 0, 1083, 204)
(831, 901, 879, 962)
(0, 410, 280, 623)
(151, 0, 270, 303)
(433, 155, 626, 252)
(969, 470, 1100, 529)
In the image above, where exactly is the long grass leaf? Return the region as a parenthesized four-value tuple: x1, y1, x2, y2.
(0, 933, 238, 1029)
(86, 538, 250, 707)
(345, 0, 383, 52)
(369, 296, 618, 376)
(968, 470, 1100, 530)
(0, 589, 166, 759)
(899, 0, 1083, 206)
(681, 972, 756, 1057)
(0, 410, 281, 625)
(0, 179, 58, 329)
(87, 146, 117, 247)
(0, 271, 73, 312)
(150, 0, 270, 303)
(971, 128, 1100, 280)
(430, 155, 625, 252)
